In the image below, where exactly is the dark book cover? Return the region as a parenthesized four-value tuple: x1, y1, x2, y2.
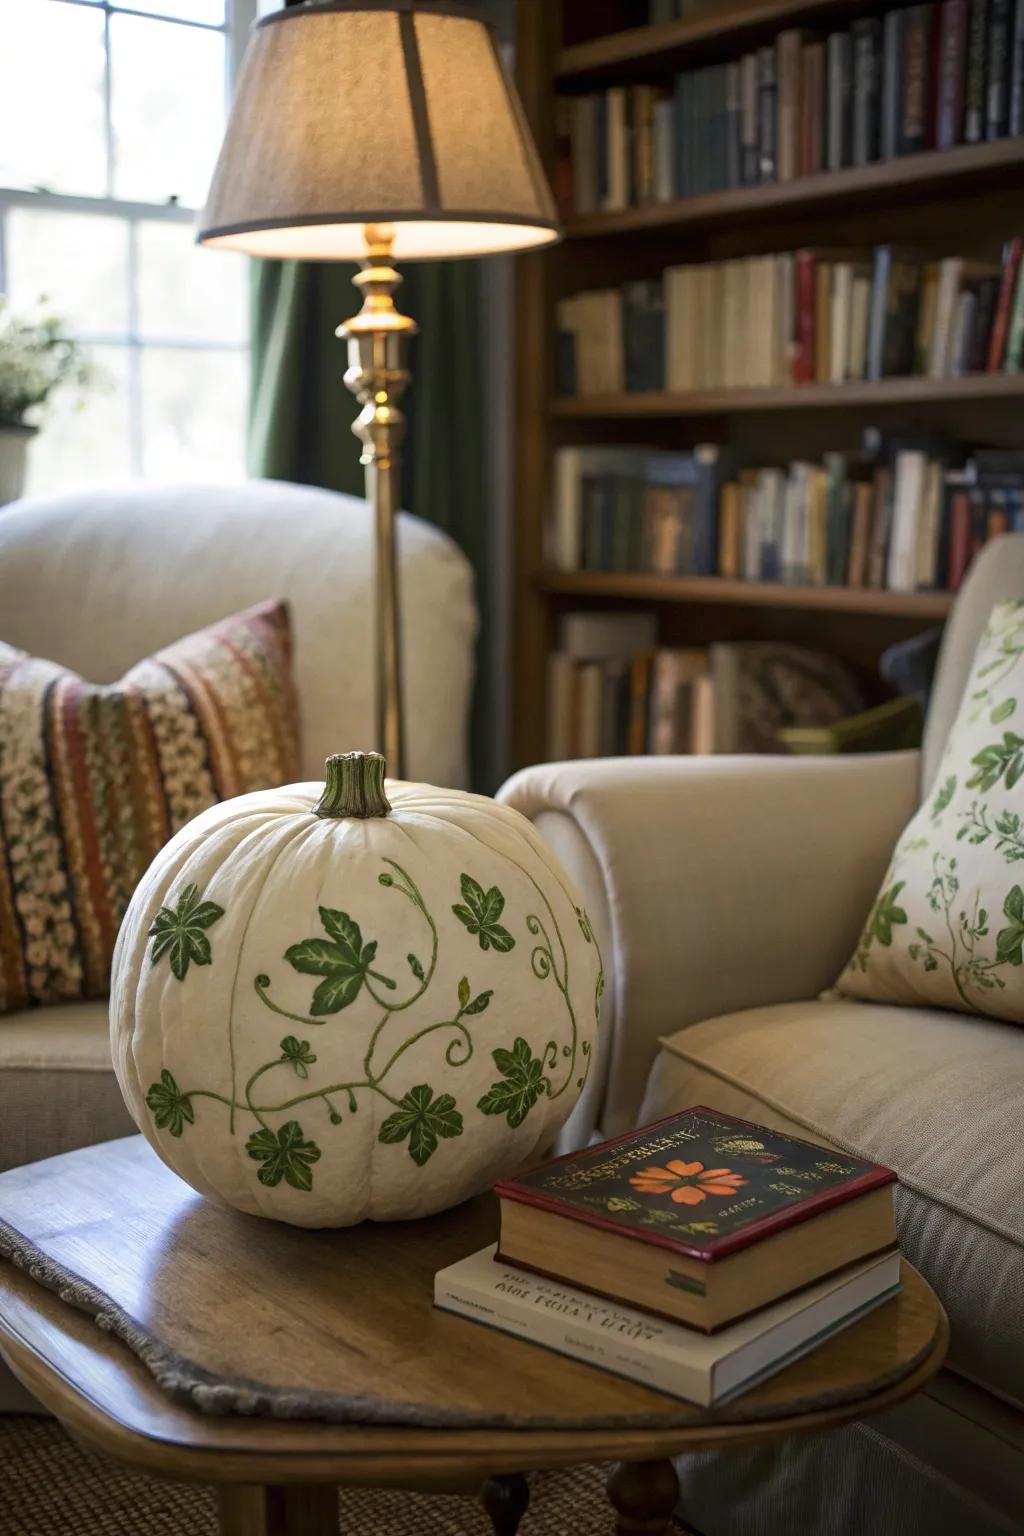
(757, 45, 777, 180)
(936, 0, 969, 146)
(495, 1107, 895, 1263)
(881, 9, 905, 156)
(673, 72, 689, 199)
(725, 60, 743, 188)
(623, 280, 666, 392)
(965, 0, 990, 141)
(988, 236, 1023, 367)
(867, 245, 893, 380)
(826, 31, 853, 169)
(740, 52, 760, 184)
(1010, 0, 1024, 132)
(554, 329, 577, 397)
(883, 260, 923, 375)
(800, 40, 825, 174)
(987, 0, 1013, 136)
(596, 91, 610, 204)
(852, 17, 882, 164)
(969, 274, 1000, 369)
(900, 4, 934, 153)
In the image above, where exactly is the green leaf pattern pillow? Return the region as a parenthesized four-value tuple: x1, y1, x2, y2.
(838, 599, 1024, 1021)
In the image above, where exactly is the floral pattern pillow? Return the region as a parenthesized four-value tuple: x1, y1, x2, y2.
(0, 600, 299, 1015)
(838, 599, 1024, 1022)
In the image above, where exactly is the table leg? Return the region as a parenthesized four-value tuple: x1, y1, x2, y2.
(480, 1472, 531, 1535)
(217, 1484, 338, 1536)
(606, 1459, 681, 1536)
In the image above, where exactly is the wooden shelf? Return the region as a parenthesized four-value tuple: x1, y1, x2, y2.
(564, 138, 1024, 239)
(557, 0, 885, 85)
(551, 372, 1024, 419)
(538, 570, 954, 619)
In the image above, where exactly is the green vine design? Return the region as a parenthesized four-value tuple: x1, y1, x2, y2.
(966, 602, 1024, 723)
(957, 801, 1024, 862)
(907, 853, 1024, 1006)
(144, 858, 601, 1195)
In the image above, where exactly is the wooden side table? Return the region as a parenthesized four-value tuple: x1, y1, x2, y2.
(0, 1138, 947, 1535)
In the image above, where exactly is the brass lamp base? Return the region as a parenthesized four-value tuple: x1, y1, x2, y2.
(337, 223, 418, 779)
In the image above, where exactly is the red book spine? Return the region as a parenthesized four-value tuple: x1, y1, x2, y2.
(948, 490, 973, 588)
(794, 250, 816, 382)
(988, 237, 1023, 369)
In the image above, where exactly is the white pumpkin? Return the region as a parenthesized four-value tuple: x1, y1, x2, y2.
(110, 753, 602, 1227)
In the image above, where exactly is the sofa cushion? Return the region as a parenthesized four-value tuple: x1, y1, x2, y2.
(0, 1003, 133, 1171)
(0, 599, 299, 1014)
(643, 998, 1024, 1412)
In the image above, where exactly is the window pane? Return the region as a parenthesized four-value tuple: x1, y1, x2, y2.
(137, 222, 247, 344)
(0, 0, 107, 196)
(117, 0, 224, 21)
(110, 14, 226, 208)
(141, 348, 246, 480)
(5, 210, 130, 337)
(25, 347, 133, 495)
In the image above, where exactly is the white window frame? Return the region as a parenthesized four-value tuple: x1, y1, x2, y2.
(0, 0, 258, 479)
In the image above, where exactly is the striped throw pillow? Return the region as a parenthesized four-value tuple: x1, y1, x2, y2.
(0, 600, 300, 1014)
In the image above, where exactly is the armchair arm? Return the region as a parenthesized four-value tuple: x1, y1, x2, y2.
(499, 753, 920, 1140)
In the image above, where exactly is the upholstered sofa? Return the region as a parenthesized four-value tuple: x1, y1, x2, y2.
(500, 536, 1024, 1536)
(0, 481, 475, 1415)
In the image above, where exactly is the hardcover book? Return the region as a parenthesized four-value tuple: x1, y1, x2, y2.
(494, 1107, 896, 1332)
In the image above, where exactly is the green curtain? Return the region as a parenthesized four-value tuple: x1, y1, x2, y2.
(248, 256, 493, 789)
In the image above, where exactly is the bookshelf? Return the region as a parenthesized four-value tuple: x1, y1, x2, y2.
(511, 0, 1024, 767)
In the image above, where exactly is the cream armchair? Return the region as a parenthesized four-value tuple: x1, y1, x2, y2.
(499, 537, 1024, 1536)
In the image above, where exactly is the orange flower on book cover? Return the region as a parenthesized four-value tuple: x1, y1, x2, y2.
(629, 1159, 747, 1206)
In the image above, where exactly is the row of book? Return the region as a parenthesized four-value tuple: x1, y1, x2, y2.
(550, 441, 1024, 594)
(555, 1, 1024, 215)
(437, 1107, 901, 1408)
(555, 238, 1024, 396)
(544, 613, 865, 760)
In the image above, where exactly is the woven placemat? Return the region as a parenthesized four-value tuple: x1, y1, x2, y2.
(0, 1415, 698, 1535)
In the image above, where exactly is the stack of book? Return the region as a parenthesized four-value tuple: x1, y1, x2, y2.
(556, 2, 1024, 215)
(555, 238, 1024, 395)
(551, 441, 1024, 593)
(545, 613, 864, 759)
(436, 1108, 901, 1407)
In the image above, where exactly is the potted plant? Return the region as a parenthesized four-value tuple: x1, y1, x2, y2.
(0, 298, 91, 505)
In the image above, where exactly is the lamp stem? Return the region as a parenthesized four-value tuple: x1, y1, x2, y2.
(338, 224, 418, 779)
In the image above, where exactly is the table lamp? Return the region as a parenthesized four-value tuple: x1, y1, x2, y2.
(198, 0, 560, 778)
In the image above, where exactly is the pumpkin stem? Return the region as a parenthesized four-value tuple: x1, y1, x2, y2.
(315, 753, 392, 820)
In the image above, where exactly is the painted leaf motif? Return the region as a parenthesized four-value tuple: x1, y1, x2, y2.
(285, 907, 387, 1014)
(870, 882, 908, 946)
(145, 1070, 194, 1137)
(996, 885, 1024, 965)
(967, 732, 1024, 792)
(930, 776, 957, 820)
(477, 1036, 548, 1128)
(991, 698, 1017, 724)
(463, 988, 493, 1016)
(149, 884, 225, 981)
(280, 1036, 316, 1078)
(245, 1121, 321, 1190)
(452, 874, 515, 953)
(377, 1084, 464, 1166)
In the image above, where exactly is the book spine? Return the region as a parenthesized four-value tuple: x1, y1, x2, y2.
(988, 237, 1023, 367)
(740, 53, 760, 184)
(947, 489, 973, 587)
(851, 18, 882, 165)
(988, 0, 1013, 136)
(965, 0, 990, 142)
(653, 95, 675, 201)
(866, 246, 892, 381)
(1003, 261, 1024, 369)
(725, 61, 743, 188)
(776, 30, 803, 181)
(757, 46, 777, 180)
(969, 275, 1000, 370)
(1011, 0, 1024, 132)
(826, 32, 852, 170)
(881, 9, 905, 156)
(936, 0, 969, 146)
(800, 41, 825, 174)
(900, 5, 932, 153)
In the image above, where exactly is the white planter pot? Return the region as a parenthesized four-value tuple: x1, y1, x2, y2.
(0, 426, 35, 506)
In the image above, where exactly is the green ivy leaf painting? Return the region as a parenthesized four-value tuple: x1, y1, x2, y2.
(452, 874, 516, 953)
(280, 1036, 316, 1078)
(246, 1121, 322, 1190)
(149, 885, 224, 981)
(477, 1037, 548, 1128)
(995, 886, 1024, 966)
(285, 907, 395, 1014)
(145, 1070, 194, 1137)
(378, 1085, 464, 1166)
(930, 776, 956, 820)
(967, 732, 1024, 793)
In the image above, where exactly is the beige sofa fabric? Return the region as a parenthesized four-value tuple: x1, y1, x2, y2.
(0, 1005, 133, 1172)
(644, 998, 1024, 1412)
(500, 752, 920, 1136)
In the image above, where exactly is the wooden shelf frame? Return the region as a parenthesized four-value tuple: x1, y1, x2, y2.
(563, 138, 1024, 239)
(551, 372, 1024, 419)
(537, 570, 954, 620)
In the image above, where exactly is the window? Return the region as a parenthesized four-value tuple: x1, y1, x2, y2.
(0, 0, 255, 492)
